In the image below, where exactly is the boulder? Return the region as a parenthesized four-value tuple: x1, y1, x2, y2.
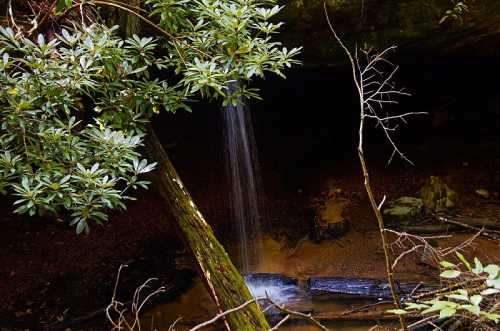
(383, 196, 424, 224)
(311, 191, 352, 241)
(475, 188, 490, 199)
(420, 176, 457, 212)
(312, 217, 351, 242)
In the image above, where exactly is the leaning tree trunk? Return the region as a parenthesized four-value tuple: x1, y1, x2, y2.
(145, 129, 269, 330)
(115, 3, 267, 328)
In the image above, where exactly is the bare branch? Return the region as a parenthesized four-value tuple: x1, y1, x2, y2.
(378, 195, 387, 210)
(8, 1, 21, 31)
(181, 294, 331, 331)
(405, 315, 439, 330)
(189, 297, 265, 331)
(392, 244, 424, 269)
(269, 315, 291, 331)
(169, 317, 183, 331)
(264, 296, 330, 331)
(437, 215, 500, 239)
(438, 227, 484, 257)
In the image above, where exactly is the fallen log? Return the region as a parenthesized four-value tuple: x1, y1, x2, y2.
(399, 224, 457, 234)
(307, 277, 438, 300)
(145, 129, 269, 330)
(458, 216, 500, 230)
(308, 310, 419, 322)
(399, 217, 500, 239)
(438, 216, 500, 239)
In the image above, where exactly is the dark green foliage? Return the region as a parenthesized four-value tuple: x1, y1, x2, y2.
(0, 25, 169, 234)
(146, 0, 301, 105)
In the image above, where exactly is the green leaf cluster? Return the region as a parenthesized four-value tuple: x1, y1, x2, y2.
(388, 253, 500, 326)
(439, 1, 469, 24)
(146, 0, 301, 105)
(0, 25, 167, 234)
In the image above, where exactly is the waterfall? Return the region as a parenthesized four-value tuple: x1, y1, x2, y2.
(222, 86, 262, 272)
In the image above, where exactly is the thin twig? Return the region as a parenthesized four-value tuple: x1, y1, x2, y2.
(28, 0, 58, 36)
(169, 317, 182, 331)
(405, 314, 439, 330)
(187, 295, 330, 331)
(410, 278, 484, 301)
(437, 215, 500, 239)
(439, 228, 483, 257)
(265, 297, 330, 331)
(269, 315, 291, 331)
(189, 297, 265, 331)
(106, 265, 166, 331)
(8, 1, 21, 31)
(392, 245, 424, 269)
(340, 300, 392, 316)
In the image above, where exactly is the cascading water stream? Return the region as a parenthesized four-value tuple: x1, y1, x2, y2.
(222, 84, 263, 273)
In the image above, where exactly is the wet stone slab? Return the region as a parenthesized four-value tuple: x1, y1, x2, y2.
(307, 277, 438, 300)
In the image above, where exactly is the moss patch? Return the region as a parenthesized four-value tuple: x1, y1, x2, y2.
(420, 176, 457, 212)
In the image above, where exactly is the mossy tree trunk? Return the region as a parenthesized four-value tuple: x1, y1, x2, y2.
(145, 129, 269, 330)
(117, 4, 268, 328)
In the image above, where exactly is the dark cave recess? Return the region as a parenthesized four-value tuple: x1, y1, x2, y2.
(156, 55, 500, 175)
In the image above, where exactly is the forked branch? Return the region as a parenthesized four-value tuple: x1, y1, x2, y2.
(323, 4, 425, 165)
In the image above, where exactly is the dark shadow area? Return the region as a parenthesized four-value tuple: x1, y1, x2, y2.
(159, 54, 500, 196)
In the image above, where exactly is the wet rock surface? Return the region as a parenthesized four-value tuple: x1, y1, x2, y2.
(307, 277, 438, 300)
(244, 274, 439, 302)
